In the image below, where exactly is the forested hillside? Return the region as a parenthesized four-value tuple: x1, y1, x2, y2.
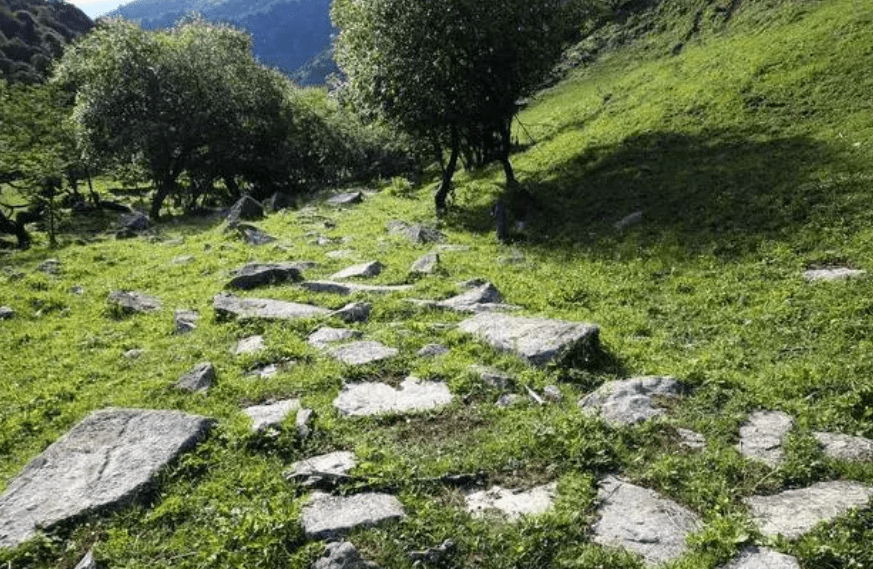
(0, 0, 92, 84)
(111, 0, 336, 85)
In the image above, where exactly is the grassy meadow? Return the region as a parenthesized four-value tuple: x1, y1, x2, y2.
(2, 0, 873, 567)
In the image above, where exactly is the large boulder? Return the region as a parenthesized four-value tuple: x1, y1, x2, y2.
(458, 313, 599, 367)
(0, 408, 213, 549)
(226, 195, 264, 224)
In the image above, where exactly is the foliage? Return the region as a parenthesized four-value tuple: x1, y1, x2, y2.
(332, 0, 584, 212)
(0, 0, 93, 84)
(0, 79, 78, 246)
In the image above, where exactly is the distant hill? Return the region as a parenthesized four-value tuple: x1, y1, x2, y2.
(0, 0, 93, 84)
(110, 0, 337, 85)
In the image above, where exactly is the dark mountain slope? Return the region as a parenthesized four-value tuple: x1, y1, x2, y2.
(111, 0, 336, 85)
(0, 0, 93, 84)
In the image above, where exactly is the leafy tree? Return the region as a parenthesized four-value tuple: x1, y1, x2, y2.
(0, 79, 78, 247)
(332, 0, 583, 212)
(54, 17, 293, 220)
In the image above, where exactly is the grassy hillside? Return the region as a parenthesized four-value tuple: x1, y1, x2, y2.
(2, 0, 873, 567)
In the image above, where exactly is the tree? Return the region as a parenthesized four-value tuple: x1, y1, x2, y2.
(0, 79, 78, 247)
(332, 0, 581, 213)
(53, 17, 293, 220)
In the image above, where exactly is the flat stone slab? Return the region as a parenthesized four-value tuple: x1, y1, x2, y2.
(0, 408, 213, 549)
(410, 253, 439, 275)
(301, 281, 412, 295)
(244, 399, 301, 432)
(592, 476, 702, 566)
(213, 293, 329, 321)
(308, 327, 362, 349)
(173, 309, 199, 334)
(330, 261, 384, 280)
(745, 480, 873, 539)
(330, 302, 372, 323)
(301, 492, 405, 540)
(718, 546, 799, 569)
(814, 431, 873, 461)
(288, 451, 356, 487)
(226, 263, 304, 290)
(578, 376, 684, 426)
(803, 268, 865, 282)
(328, 341, 399, 366)
(465, 482, 557, 520)
(458, 313, 599, 367)
(738, 410, 793, 467)
(233, 335, 265, 355)
(108, 291, 162, 314)
(334, 377, 453, 416)
(412, 282, 518, 313)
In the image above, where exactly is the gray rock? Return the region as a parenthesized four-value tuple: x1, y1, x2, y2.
(301, 281, 412, 295)
(677, 428, 707, 450)
(334, 377, 453, 416)
(718, 546, 799, 569)
(70, 286, 84, 295)
(408, 540, 456, 566)
(410, 253, 440, 275)
(418, 344, 449, 357)
(331, 261, 384, 280)
(74, 549, 98, 569)
(227, 195, 264, 223)
(803, 268, 866, 282)
(108, 291, 162, 314)
(465, 482, 557, 520)
(37, 258, 61, 274)
(313, 541, 379, 569)
(387, 221, 445, 244)
(308, 327, 363, 349)
(175, 362, 215, 393)
(244, 399, 301, 432)
(120, 211, 151, 232)
(814, 431, 873, 461)
(236, 224, 276, 245)
(591, 476, 702, 566)
(245, 360, 295, 379)
(737, 410, 794, 467)
(233, 335, 265, 355)
(0, 306, 14, 319)
(328, 191, 364, 206)
(301, 492, 405, 540)
(331, 302, 372, 323)
(227, 263, 304, 290)
(578, 376, 684, 426)
(214, 294, 329, 321)
(288, 451, 357, 487)
(745, 480, 873, 539)
(496, 394, 523, 407)
(328, 341, 399, 366)
(470, 365, 514, 389)
(296, 408, 314, 439)
(123, 349, 143, 359)
(0, 408, 213, 549)
(173, 309, 199, 335)
(458, 313, 599, 367)
(543, 385, 562, 402)
(436, 282, 516, 313)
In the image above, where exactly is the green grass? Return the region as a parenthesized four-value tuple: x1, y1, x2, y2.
(3, 0, 873, 567)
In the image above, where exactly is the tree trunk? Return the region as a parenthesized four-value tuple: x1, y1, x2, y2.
(434, 126, 460, 214)
(150, 176, 173, 221)
(0, 209, 30, 249)
(498, 120, 517, 190)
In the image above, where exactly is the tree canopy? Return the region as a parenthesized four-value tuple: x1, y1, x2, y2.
(332, 0, 580, 212)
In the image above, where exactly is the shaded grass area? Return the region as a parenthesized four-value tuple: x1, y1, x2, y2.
(2, 0, 873, 567)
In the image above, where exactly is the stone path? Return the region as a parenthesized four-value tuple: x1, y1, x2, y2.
(0, 409, 213, 549)
(301, 492, 406, 540)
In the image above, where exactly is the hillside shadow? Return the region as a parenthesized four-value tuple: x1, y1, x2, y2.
(448, 128, 863, 259)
